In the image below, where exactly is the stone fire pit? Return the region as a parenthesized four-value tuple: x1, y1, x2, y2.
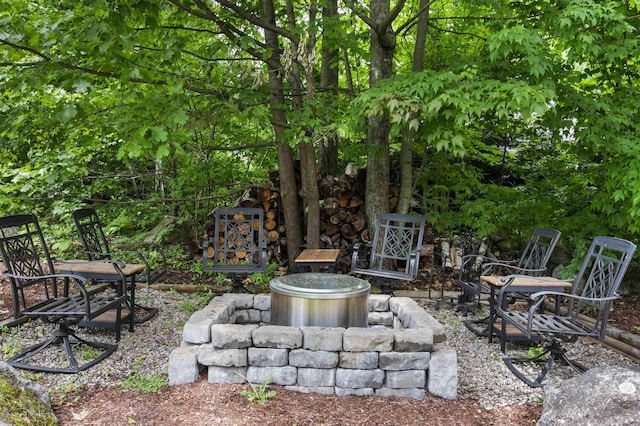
(169, 292, 457, 400)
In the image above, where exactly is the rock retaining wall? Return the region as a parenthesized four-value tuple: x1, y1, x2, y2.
(169, 293, 457, 400)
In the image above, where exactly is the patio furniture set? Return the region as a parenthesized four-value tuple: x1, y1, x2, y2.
(0, 207, 636, 391)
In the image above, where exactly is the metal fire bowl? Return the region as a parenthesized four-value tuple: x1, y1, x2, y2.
(269, 273, 370, 328)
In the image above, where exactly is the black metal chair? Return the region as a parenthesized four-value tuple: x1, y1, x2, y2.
(350, 213, 425, 295)
(458, 228, 561, 335)
(72, 207, 164, 323)
(202, 207, 268, 293)
(0, 214, 127, 373)
(497, 236, 636, 387)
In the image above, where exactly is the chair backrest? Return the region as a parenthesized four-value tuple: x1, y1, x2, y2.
(367, 214, 426, 279)
(72, 208, 111, 261)
(0, 215, 58, 317)
(567, 236, 636, 337)
(515, 228, 561, 275)
(203, 207, 267, 273)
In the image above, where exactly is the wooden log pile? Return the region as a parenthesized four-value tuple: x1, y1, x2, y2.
(190, 164, 453, 279)
(191, 164, 394, 271)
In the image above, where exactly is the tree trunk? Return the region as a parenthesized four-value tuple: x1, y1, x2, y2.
(365, 0, 399, 229)
(262, 0, 304, 268)
(397, 0, 429, 215)
(301, 0, 321, 250)
(319, 0, 340, 176)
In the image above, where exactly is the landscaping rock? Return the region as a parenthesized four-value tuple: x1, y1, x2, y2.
(538, 366, 640, 426)
(0, 362, 56, 425)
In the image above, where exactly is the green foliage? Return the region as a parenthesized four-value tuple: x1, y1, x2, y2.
(248, 263, 281, 289)
(239, 375, 277, 406)
(523, 346, 548, 363)
(80, 345, 102, 362)
(122, 359, 167, 393)
(0, 326, 23, 358)
(2, 0, 640, 268)
(177, 287, 214, 314)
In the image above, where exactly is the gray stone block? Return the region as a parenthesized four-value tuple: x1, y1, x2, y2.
(183, 304, 231, 344)
(335, 368, 385, 389)
(253, 294, 271, 311)
(368, 312, 394, 326)
(393, 316, 403, 329)
(403, 310, 446, 343)
(289, 349, 339, 368)
(210, 324, 258, 348)
(168, 346, 200, 386)
(386, 370, 426, 388)
(335, 387, 374, 397)
(261, 310, 271, 324)
(376, 387, 426, 400)
(343, 327, 393, 352)
(285, 385, 335, 395)
(368, 294, 391, 312)
(392, 328, 433, 352)
(247, 366, 298, 386)
(252, 325, 303, 348)
(208, 366, 248, 384)
(379, 352, 430, 370)
(219, 293, 254, 309)
(198, 347, 247, 367)
(301, 326, 345, 351)
(427, 348, 457, 400)
(232, 309, 261, 324)
(248, 347, 289, 367)
(388, 297, 415, 315)
(297, 368, 336, 387)
(339, 352, 379, 369)
(206, 298, 236, 317)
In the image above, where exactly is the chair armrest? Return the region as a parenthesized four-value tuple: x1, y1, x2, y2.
(60, 258, 126, 269)
(4, 272, 90, 299)
(481, 263, 545, 276)
(407, 248, 422, 279)
(350, 242, 372, 271)
(459, 254, 506, 275)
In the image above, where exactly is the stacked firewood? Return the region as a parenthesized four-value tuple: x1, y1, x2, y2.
(191, 164, 396, 270)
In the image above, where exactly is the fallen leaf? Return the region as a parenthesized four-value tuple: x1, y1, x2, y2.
(72, 409, 90, 421)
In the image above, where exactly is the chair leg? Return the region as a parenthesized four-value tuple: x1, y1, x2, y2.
(227, 279, 252, 293)
(378, 279, 396, 296)
(7, 324, 118, 374)
(454, 290, 481, 315)
(502, 341, 586, 388)
(132, 303, 159, 323)
(463, 316, 491, 337)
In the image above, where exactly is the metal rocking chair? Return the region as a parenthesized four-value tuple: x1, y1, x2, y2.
(458, 228, 561, 336)
(72, 207, 165, 323)
(350, 214, 425, 295)
(202, 207, 268, 293)
(0, 214, 127, 373)
(497, 236, 636, 387)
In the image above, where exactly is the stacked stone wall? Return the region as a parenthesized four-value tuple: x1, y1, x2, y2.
(169, 293, 457, 400)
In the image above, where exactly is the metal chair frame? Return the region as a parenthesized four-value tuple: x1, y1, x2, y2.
(202, 207, 268, 293)
(0, 214, 126, 373)
(350, 214, 425, 295)
(72, 207, 164, 323)
(458, 228, 561, 335)
(497, 236, 636, 387)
